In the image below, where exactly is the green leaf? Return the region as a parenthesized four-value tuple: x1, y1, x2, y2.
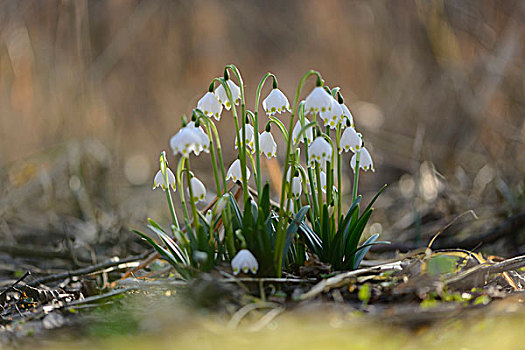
(352, 234, 387, 269)
(282, 206, 310, 264)
(132, 229, 177, 266)
(344, 209, 373, 269)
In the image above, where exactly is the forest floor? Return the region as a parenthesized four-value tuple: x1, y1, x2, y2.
(1, 142, 525, 349)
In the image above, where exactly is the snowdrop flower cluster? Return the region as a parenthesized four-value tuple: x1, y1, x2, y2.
(144, 66, 381, 280)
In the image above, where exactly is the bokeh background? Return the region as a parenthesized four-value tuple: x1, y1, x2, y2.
(1, 0, 524, 257)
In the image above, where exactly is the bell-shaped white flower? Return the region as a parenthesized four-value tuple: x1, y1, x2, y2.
(205, 210, 213, 226)
(170, 125, 209, 157)
(292, 118, 314, 144)
(234, 124, 255, 152)
(187, 177, 207, 203)
(340, 103, 354, 128)
(259, 131, 277, 159)
(231, 249, 258, 275)
(197, 92, 223, 121)
(320, 98, 343, 129)
(308, 137, 332, 166)
(187, 121, 210, 154)
(291, 176, 302, 199)
(351, 147, 375, 172)
(320, 171, 327, 193)
(153, 168, 176, 191)
(215, 79, 241, 110)
(305, 87, 332, 114)
(262, 88, 290, 115)
(213, 194, 228, 217)
(339, 127, 362, 153)
(226, 159, 251, 182)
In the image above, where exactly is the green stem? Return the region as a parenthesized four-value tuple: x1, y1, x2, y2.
(195, 111, 222, 195)
(227, 65, 249, 203)
(274, 70, 321, 277)
(186, 157, 202, 245)
(254, 72, 275, 198)
(352, 151, 361, 202)
(336, 125, 342, 223)
(160, 152, 179, 230)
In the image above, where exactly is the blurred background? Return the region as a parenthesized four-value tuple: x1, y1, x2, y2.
(0, 0, 524, 259)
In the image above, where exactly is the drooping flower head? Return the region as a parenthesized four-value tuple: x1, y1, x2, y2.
(305, 86, 332, 115)
(197, 89, 223, 121)
(340, 103, 354, 128)
(292, 118, 314, 144)
(234, 123, 255, 152)
(187, 177, 207, 203)
(231, 249, 259, 275)
(351, 147, 375, 172)
(320, 171, 327, 193)
(308, 136, 332, 166)
(215, 79, 241, 110)
(339, 127, 362, 153)
(153, 167, 176, 191)
(263, 87, 290, 116)
(320, 97, 344, 129)
(226, 159, 251, 183)
(291, 176, 302, 199)
(259, 131, 277, 159)
(170, 123, 210, 157)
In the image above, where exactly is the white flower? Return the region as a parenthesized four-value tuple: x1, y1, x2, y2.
(259, 131, 277, 159)
(205, 210, 213, 226)
(226, 159, 251, 182)
(234, 124, 255, 152)
(153, 168, 176, 191)
(320, 171, 327, 193)
(213, 194, 228, 217)
(292, 118, 314, 144)
(197, 92, 223, 121)
(187, 121, 210, 153)
(262, 88, 290, 115)
(170, 125, 209, 157)
(320, 97, 343, 129)
(340, 103, 354, 127)
(308, 137, 332, 166)
(187, 177, 207, 202)
(305, 87, 332, 114)
(291, 176, 302, 199)
(351, 147, 375, 172)
(215, 79, 241, 110)
(339, 127, 362, 153)
(231, 249, 258, 275)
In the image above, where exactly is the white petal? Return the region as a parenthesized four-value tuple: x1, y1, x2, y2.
(197, 92, 223, 121)
(231, 249, 258, 275)
(188, 177, 207, 203)
(292, 118, 314, 144)
(263, 88, 290, 116)
(305, 87, 332, 115)
(339, 127, 362, 153)
(259, 131, 277, 159)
